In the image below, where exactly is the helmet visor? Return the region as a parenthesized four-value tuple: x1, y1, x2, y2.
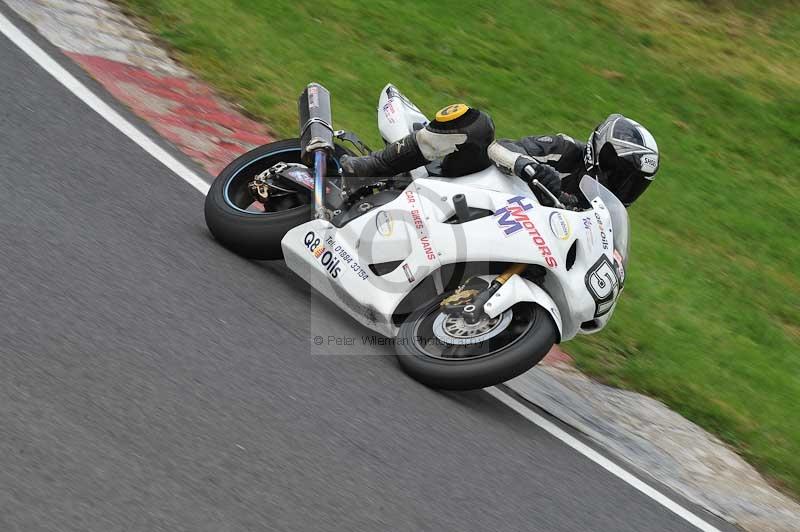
(597, 143, 653, 206)
(612, 169, 651, 206)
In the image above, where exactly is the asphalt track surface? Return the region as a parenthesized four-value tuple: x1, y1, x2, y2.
(0, 10, 738, 532)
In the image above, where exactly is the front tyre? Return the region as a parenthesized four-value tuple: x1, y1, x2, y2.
(204, 138, 351, 260)
(395, 298, 557, 390)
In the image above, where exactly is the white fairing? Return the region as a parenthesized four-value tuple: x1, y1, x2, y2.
(280, 86, 628, 341)
(377, 83, 428, 143)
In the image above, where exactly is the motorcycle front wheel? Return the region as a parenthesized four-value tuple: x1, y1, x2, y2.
(395, 297, 557, 390)
(204, 138, 351, 260)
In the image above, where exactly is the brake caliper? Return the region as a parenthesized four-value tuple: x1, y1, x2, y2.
(248, 169, 270, 201)
(440, 288, 479, 309)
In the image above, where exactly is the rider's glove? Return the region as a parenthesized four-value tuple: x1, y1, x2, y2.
(513, 157, 561, 205)
(559, 192, 579, 210)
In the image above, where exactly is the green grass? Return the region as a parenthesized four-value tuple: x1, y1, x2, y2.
(117, 0, 800, 495)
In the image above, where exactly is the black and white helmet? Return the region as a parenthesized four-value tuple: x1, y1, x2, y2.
(584, 114, 659, 206)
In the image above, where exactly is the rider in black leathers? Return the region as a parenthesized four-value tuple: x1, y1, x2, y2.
(341, 104, 660, 207)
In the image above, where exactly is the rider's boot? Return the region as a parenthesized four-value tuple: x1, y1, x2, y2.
(340, 134, 427, 177)
(340, 105, 495, 178)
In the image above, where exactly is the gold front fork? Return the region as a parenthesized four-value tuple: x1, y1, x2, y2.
(460, 263, 528, 323)
(495, 263, 527, 285)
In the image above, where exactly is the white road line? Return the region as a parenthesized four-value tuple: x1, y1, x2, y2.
(487, 387, 723, 532)
(0, 10, 724, 532)
(0, 10, 210, 196)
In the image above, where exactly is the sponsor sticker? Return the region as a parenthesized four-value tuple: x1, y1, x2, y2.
(382, 102, 397, 124)
(613, 249, 626, 285)
(375, 210, 393, 237)
(494, 196, 557, 268)
(285, 166, 315, 189)
(308, 85, 319, 109)
(582, 216, 595, 247)
(406, 190, 436, 261)
(641, 153, 659, 173)
(594, 212, 610, 250)
(549, 212, 571, 240)
(304, 231, 341, 279)
(494, 195, 534, 236)
(304, 232, 370, 281)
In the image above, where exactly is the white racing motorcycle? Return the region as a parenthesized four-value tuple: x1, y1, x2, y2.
(204, 83, 629, 390)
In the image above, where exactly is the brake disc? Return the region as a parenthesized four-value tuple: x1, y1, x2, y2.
(432, 309, 513, 346)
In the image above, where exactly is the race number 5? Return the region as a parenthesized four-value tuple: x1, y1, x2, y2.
(585, 256, 620, 317)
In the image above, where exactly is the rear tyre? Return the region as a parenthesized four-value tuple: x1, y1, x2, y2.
(395, 296, 557, 390)
(204, 139, 351, 260)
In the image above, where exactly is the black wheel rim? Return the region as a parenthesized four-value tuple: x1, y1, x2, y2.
(410, 302, 535, 361)
(222, 147, 341, 215)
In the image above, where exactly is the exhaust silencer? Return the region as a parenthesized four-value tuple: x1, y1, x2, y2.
(298, 83, 334, 165)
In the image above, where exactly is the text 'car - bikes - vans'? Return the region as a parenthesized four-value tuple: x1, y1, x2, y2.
(204, 83, 658, 390)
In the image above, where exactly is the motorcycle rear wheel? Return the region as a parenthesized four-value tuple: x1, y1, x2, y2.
(204, 138, 351, 260)
(395, 297, 557, 390)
